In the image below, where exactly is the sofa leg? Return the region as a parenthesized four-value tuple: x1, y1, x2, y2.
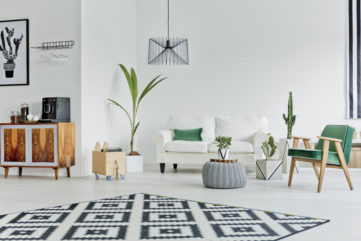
(160, 163, 165, 173)
(173, 164, 178, 170)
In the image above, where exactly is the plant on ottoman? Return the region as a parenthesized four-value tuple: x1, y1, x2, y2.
(256, 133, 282, 180)
(214, 136, 232, 160)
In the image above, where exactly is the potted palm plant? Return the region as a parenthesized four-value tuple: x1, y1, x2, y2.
(108, 64, 166, 172)
(214, 136, 232, 160)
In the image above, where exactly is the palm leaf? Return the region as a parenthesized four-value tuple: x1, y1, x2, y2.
(138, 77, 166, 105)
(119, 64, 134, 96)
(107, 98, 132, 125)
(130, 67, 138, 105)
(133, 122, 140, 135)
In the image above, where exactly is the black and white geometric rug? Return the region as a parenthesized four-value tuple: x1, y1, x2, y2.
(0, 193, 329, 240)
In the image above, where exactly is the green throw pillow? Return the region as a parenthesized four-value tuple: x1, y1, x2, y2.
(173, 128, 203, 141)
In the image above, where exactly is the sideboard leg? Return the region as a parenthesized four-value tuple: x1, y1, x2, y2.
(66, 167, 71, 178)
(4, 167, 9, 179)
(18, 167, 22, 177)
(54, 168, 59, 180)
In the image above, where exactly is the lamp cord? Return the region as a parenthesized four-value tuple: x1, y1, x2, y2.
(167, 0, 170, 40)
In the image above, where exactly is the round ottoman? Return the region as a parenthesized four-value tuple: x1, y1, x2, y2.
(202, 159, 247, 189)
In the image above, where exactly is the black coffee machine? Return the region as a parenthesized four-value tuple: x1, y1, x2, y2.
(40, 97, 71, 122)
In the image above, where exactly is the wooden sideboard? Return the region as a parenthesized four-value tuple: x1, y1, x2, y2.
(0, 122, 75, 179)
(349, 147, 361, 168)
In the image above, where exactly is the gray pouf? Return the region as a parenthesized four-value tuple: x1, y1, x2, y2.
(202, 161, 247, 189)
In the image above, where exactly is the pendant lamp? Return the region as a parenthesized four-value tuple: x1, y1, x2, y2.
(148, 0, 189, 65)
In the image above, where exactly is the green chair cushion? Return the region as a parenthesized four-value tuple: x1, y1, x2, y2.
(288, 148, 340, 165)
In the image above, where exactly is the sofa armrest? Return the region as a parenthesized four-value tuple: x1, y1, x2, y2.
(151, 130, 173, 153)
(253, 130, 268, 160)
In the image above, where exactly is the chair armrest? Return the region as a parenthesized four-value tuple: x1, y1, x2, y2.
(253, 130, 268, 159)
(151, 130, 173, 153)
(317, 136, 342, 143)
(290, 135, 311, 140)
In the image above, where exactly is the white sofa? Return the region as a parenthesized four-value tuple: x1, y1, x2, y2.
(152, 116, 268, 173)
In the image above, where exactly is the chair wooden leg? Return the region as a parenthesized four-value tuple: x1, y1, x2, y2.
(335, 142, 354, 190)
(312, 163, 319, 180)
(288, 158, 296, 186)
(340, 162, 353, 190)
(317, 160, 327, 193)
(54, 168, 59, 180)
(66, 167, 71, 178)
(317, 140, 330, 193)
(4, 167, 9, 179)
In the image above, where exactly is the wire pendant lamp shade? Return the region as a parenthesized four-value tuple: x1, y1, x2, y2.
(148, 0, 189, 65)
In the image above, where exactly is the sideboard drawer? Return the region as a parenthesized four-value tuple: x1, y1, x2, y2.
(2, 126, 26, 165)
(1, 125, 58, 167)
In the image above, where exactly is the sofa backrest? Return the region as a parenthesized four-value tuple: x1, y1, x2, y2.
(167, 116, 216, 142)
(215, 116, 268, 142)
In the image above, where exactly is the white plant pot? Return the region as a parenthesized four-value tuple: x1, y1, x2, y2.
(126, 155, 143, 172)
(256, 159, 283, 180)
(218, 149, 229, 160)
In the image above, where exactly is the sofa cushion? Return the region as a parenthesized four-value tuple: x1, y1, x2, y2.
(208, 141, 254, 153)
(167, 116, 215, 142)
(173, 128, 202, 141)
(165, 141, 208, 153)
(215, 116, 268, 141)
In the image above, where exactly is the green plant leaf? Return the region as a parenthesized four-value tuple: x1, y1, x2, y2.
(133, 122, 140, 135)
(119, 64, 136, 102)
(107, 98, 132, 126)
(130, 67, 138, 105)
(138, 77, 166, 105)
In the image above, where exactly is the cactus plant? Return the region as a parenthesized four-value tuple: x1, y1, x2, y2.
(282, 91, 296, 139)
(0, 27, 23, 63)
(261, 133, 277, 160)
(0, 27, 23, 78)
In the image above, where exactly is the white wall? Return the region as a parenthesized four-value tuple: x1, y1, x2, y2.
(81, 0, 137, 175)
(136, 0, 361, 163)
(0, 0, 357, 175)
(0, 0, 82, 176)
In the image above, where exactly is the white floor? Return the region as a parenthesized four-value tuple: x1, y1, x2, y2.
(0, 165, 360, 241)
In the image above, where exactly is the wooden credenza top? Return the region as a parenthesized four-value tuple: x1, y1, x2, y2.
(0, 122, 73, 125)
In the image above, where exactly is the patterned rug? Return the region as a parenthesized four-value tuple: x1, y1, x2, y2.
(0, 193, 329, 240)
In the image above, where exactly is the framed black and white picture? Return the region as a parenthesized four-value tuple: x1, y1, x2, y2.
(0, 19, 29, 86)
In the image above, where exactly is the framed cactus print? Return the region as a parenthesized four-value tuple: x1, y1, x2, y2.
(0, 19, 29, 86)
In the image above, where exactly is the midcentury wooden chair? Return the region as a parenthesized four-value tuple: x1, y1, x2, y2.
(288, 125, 354, 192)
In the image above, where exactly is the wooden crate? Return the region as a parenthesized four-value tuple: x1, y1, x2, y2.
(92, 151, 126, 180)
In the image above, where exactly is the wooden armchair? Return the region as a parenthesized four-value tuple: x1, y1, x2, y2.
(288, 125, 354, 192)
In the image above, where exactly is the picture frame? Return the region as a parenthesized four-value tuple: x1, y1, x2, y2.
(0, 19, 29, 86)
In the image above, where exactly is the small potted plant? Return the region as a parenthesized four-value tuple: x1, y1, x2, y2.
(261, 133, 277, 160)
(214, 136, 232, 160)
(256, 133, 282, 180)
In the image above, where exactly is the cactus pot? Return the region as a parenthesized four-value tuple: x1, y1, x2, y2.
(218, 148, 229, 160)
(4, 62, 16, 78)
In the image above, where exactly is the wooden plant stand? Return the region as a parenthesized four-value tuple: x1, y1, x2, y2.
(0, 122, 75, 180)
